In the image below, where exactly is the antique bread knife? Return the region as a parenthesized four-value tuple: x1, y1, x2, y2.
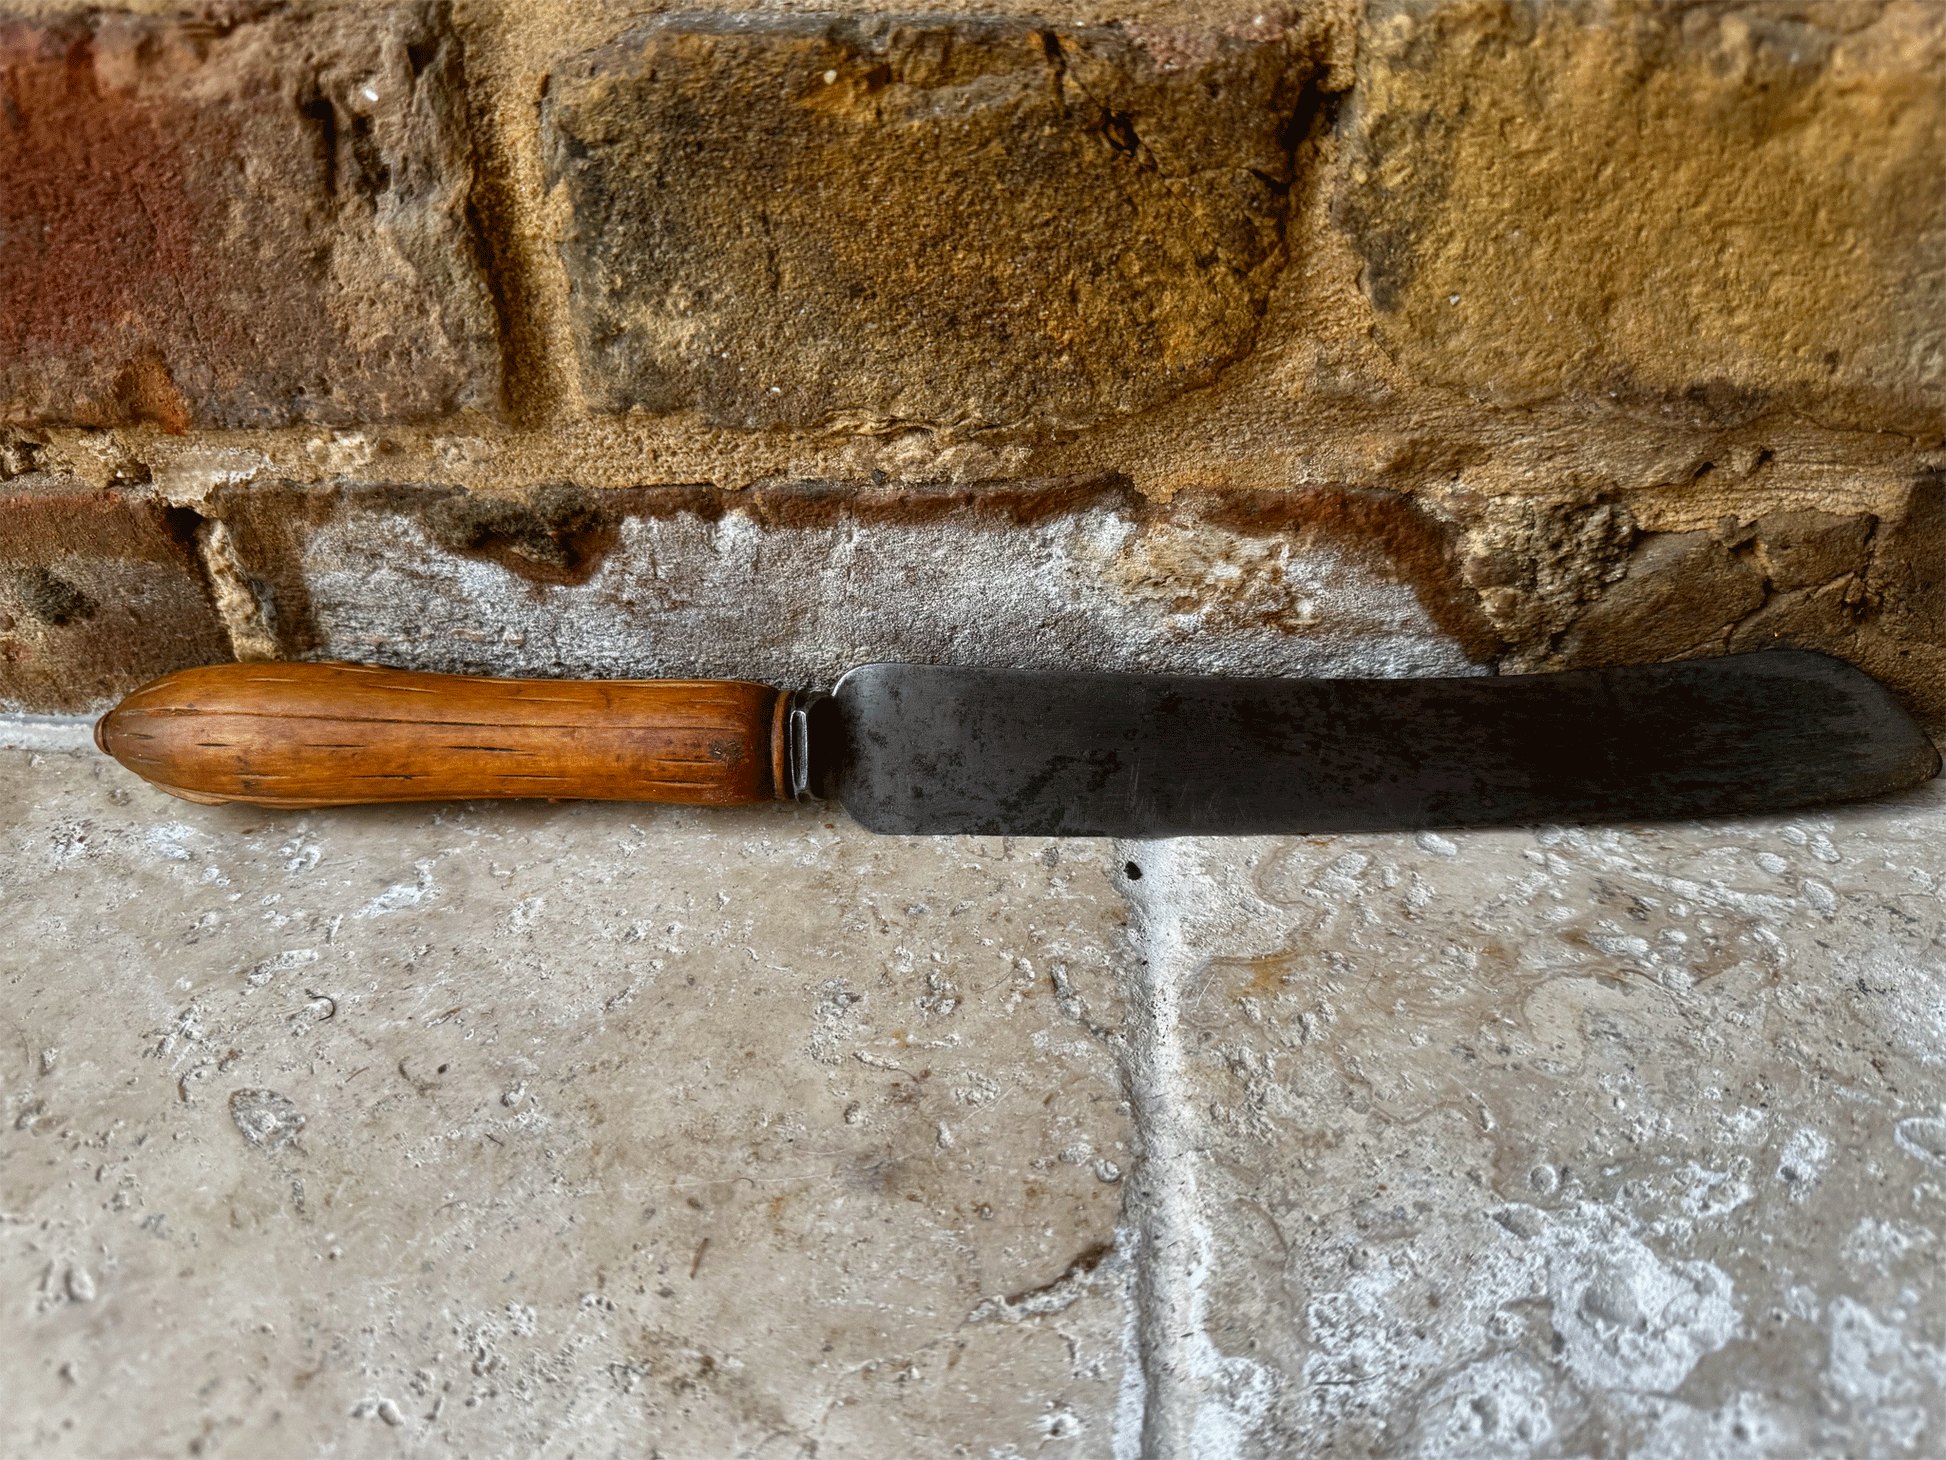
(95, 651, 1938, 836)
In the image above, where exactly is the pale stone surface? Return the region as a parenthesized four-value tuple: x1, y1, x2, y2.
(203, 477, 1486, 688)
(6, 717, 1946, 1454)
(1122, 782, 1946, 1456)
(0, 745, 1133, 1457)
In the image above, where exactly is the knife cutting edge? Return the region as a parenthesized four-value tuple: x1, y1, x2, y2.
(93, 651, 1938, 837)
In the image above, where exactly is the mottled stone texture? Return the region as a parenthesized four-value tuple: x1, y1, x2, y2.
(10, 467, 1946, 729)
(1, 0, 1941, 722)
(0, 480, 228, 710)
(1, 1, 1943, 1453)
(0, 3, 498, 429)
(7, 732, 1946, 1455)
(1586, 483, 1946, 727)
(198, 475, 1491, 684)
(1722, 478, 1946, 727)
(542, 15, 1307, 432)
(1440, 476, 1946, 728)
(0, 749, 1131, 1458)
(1339, 0, 1946, 436)
(1126, 785, 1946, 1455)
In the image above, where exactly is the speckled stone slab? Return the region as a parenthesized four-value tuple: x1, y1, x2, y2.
(1119, 787, 1946, 1456)
(0, 743, 1133, 1458)
(6, 723, 1944, 1457)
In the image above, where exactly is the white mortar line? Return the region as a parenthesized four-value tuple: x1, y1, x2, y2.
(1116, 837, 1280, 1459)
(0, 714, 100, 752)
(1116, 839, 1213, 1458)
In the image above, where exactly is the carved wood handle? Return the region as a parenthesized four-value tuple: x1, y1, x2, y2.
(95, 662, 791, 808)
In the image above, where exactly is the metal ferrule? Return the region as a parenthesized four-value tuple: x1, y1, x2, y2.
(786, 690, 834, 801)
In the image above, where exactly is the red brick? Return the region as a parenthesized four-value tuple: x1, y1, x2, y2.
(0, 4, 497, 431)
(0, 481, 229, 712)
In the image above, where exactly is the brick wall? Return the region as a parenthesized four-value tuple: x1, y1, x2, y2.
(3, 0, 1941, 723)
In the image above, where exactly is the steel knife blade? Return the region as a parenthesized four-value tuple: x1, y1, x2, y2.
(818, 652, 1940, 836)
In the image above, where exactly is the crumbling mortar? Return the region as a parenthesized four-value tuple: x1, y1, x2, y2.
(1436, 493, 1637, 669)
(0, 429, 48, 481)
(193, 518, 281, 662)
(1781, 401, 1946, 454)
(14, 408, 1936, 511)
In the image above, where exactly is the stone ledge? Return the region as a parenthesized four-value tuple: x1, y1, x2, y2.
(0, 750, 1133, 1457)
(6, 471, 1942, 730)
(201, 475, 1494, 685)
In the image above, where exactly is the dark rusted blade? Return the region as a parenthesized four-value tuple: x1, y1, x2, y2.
(821, 651, 1940, 837)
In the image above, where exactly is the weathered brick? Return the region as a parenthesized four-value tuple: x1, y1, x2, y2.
(0, 480, 229, 711)
(542, 16, 1306, 433)
(1558, 530, 1766, 666)
(1751, 508, 1875, 592)
(0, 4, 497, 430)
(1337, 0, 1946, 436)
(1726, 474, 1946, 727)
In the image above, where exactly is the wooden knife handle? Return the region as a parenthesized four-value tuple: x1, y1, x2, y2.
(95, 662, 791, 808)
